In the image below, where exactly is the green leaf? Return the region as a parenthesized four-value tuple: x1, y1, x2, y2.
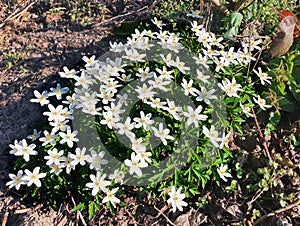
(88, 202, 95, 220)
(192, 168, 203, 180)
(189, 188, 200, 195)
(279, 200, 287, 207)
(277, 82, 286, 95)
(224, 12, 243, 38)
(72, 202, 86, 211)
(292, 67, 300, 84)
(265, 110, 281, 135)
(290, 82, 300, 103)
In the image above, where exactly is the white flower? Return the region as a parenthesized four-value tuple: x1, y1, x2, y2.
(27, 129, 41, 141)
(70, 147, 89, 166)
(196, 69, 210, 84)
(218, 77, 242, 98)
(148, 75, 170, 92)
(50, 120, 69, 133)
(210, 35, 224, 48)
(165, 99, 182, 120)
(82, 55, 96, 67)
(172, 56, 190, 74)
(119, 74, 134, 82)
(100, 111, 119, 129)
(86, 172, 111, 196)
(102, 78, 122, 94)
(130, 137, 146, 153)
(136, 150, 152, 164)
(193, 53, 211, 69)
(151, 17, 166, 29)
(253, 95, 272, 111)
(43, 104, 66, 122)
(102, 64, 120, 78)
(102, 188, 121, 208)
(44, 148, 65, 166)
(49, 83, 69, 100)
(202, 125, 222, 148)
(30, 90, 49, 106)
(97, 89, 115, 105)
(242, 38, 262, 52)
(109, 41, 125, 52)
(191, 21, 204, 33)
(181, 79, 200, 96)
(187, 10, 203, 19)
(87, 150, 108, 171)
(220, 47, 238, 65)
(9, 140, 22, 155)
(124, 152, 148, 177)
(6, 170, 26, 190)
(155, 66, 174, 80)
(136, 83, 156, 100)
(167, 186, 188, 213)
(198, 32, 213, 48)
(62, 152, 76, 174)
(39, 130, 58, 146)
(183, 105, 208, 127)
(217, 164, 232, 182)
(103, 102, 125, 116)
(146, 97, 167, 109)
(134, 111, 154, 131)
(59, 66, 77, 79)
(117, 93, 128, 106)
(196, 87, 217, 104)
(123, 48, 146, 62)
(253, 67, 271, 85)
(152, 123, 174, 145)
(219, 131, 231, 149)
(13, 139, 37, 162)
(49, 163, 64, 175)
(242, 47, 256, 64)
(74, 71, 94, 89)
(63, 94, 78, 109)
(160, 53, 174, 67)
(109, 169, 125, 184)
(239, 102, 254, 117)
(136, 67, 155, 81)
(59, 127, 79, 148)
(23, 167, 47, 187)
(213, 57, 226, 73)
(116, 117, 136, 139)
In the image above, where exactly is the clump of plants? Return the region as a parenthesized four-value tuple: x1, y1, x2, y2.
(6, 12, 300, 223)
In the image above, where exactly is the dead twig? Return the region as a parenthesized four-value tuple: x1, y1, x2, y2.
(1, 212, 9, 226)
(208, 0, 230, 15)
(254, 199, 300, 226)
(70, 196, 87, 226)
(251, 108, 273, 161)
(94, 6, 148, 27)
(14, 208, 31, 214)
(0, 1, 36, 29)
(153, 205, 175, 226)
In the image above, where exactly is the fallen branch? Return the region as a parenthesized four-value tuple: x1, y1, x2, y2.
(154, 205, 175, 226)
(208, 0, 230, 15)
(0, 1, 36, 29)
(94, 6, 148, 27)
(254, 199, 300, 225)
(70, 196, 87, 226)
(1, 212, 8, 226)
(251, 108, 273, 161)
